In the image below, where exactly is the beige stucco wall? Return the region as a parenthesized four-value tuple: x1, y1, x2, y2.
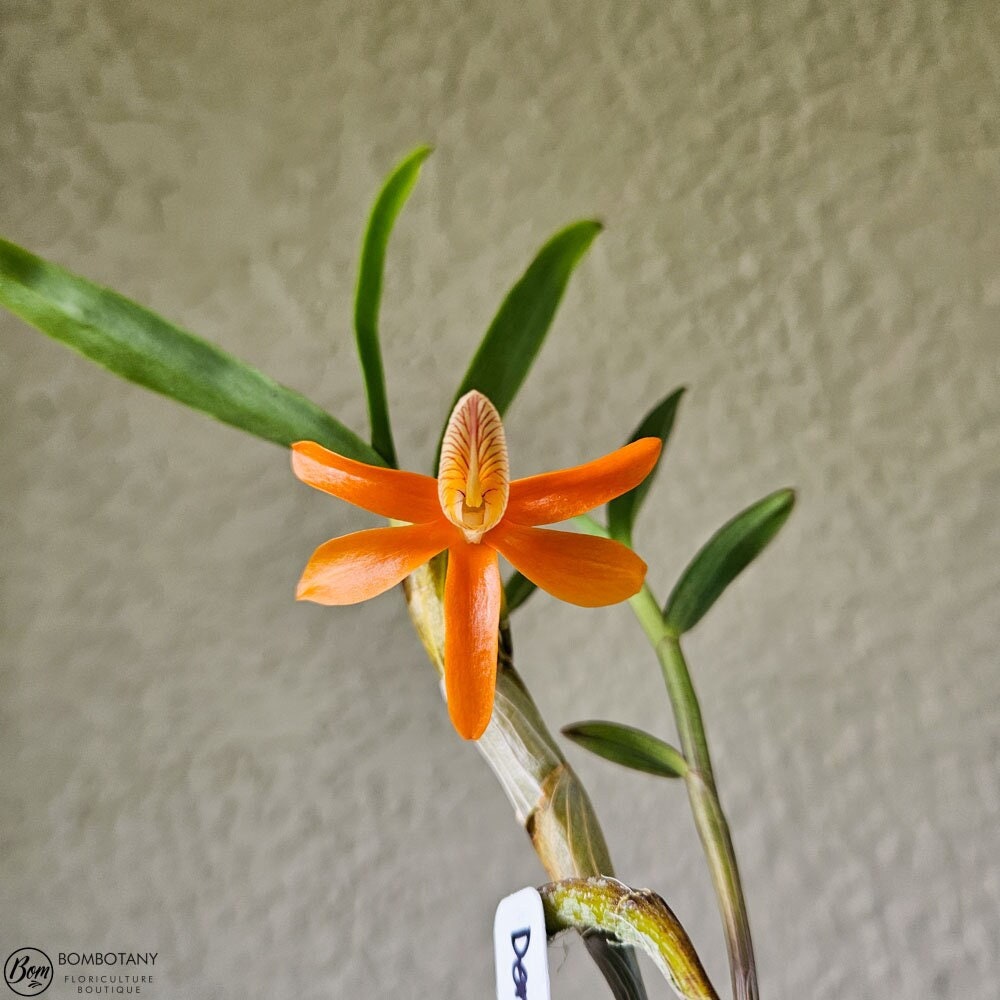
(2, 3, 997, 998)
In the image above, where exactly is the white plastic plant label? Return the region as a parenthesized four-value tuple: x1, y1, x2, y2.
(494, 886, 551, 1000)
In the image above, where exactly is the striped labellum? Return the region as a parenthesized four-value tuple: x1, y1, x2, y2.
(438, 391, 510, 542)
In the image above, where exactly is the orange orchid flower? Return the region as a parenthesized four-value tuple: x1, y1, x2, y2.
(292, 390, 661, 740)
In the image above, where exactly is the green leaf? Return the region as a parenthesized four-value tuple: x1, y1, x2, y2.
(0, 238, 382, 464)
(562, 721, 688, 779)
(440, 220, 602, 459)
(355, 146, 431, 467)
(663, 488, 795, 634)
(607, 387, 685, 545)
(504, 570, 537, 613)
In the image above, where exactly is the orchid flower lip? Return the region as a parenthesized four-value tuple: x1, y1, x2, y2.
(437, 390, 510, 543)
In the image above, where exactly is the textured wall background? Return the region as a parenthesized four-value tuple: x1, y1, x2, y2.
(1, 2, 997, 998)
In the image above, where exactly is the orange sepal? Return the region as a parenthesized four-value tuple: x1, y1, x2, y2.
(297, 522, 454, 605)
(443, 541, 502, 740)
(487, 522, 647, 607)
(505, 438, 661, 526)
(292, 441, 441, 523)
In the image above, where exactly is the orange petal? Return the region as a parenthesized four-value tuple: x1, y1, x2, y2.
(292, 441, 441, 522)
(488, 523, 646, 607)
(438, 391, 510, 542)
(443, 541, 502, 740)
(296, 522, 454, 604)
(505, 437, 662, 526)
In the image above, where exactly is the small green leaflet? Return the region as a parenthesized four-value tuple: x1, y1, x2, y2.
(663, 488, 795, 634)
(562, 721, 688, 779)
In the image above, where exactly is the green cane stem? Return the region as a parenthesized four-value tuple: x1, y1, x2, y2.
(629, 584, 759, 1000)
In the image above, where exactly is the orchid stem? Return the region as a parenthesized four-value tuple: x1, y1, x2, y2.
(540, 876, 719, 1000)
(629, 584, 759, 1000)
(575, 513, 758, 997)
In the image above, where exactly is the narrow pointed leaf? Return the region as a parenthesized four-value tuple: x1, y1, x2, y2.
(0, 238, 382, 464)
(440, 220, 602, 461)
(663, 488, 795, 634)
(355, 146, 431, 467)
(608, 387, 685, 544)
(563, 721, 688, 779)
(504, 570, 537, 613)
